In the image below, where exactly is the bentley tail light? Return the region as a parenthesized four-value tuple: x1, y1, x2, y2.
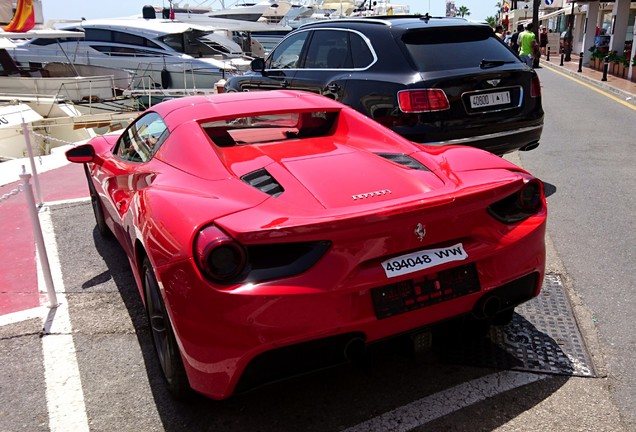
(397, 89, 450, 113)
(487, 180, 544, 223)
(195, 225, 247, 282)
(531, 75, 541, 98)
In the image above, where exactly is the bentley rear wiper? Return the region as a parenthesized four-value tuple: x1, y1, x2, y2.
(480, 59, 517, 69)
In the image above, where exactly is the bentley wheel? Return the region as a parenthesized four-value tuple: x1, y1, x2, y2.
(142, 257, 191, 398)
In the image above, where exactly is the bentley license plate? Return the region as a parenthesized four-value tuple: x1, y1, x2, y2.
(470, 91, 510, 108)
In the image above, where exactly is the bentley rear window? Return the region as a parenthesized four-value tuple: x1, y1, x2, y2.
(201, 111, 338, 146)
(402, 26, 518, 72)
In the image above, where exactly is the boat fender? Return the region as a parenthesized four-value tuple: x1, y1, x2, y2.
(142, 5, 156, 19)
(161, 69, 171, 89)
(214, 79, 226, 94)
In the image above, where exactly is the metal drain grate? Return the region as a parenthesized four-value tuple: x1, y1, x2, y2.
(444, 273, 596, 377)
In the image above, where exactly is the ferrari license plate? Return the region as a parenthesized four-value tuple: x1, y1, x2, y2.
(371, 263, 480, 319)
(470, 91, 510, 108)
(381, 243, 468, 278)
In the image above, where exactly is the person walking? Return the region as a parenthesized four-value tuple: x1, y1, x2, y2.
(539, 25, 548, 56)
(518, 22, 538, 68)
(495, 24, 504, 39)
(509, 23, 524, 54)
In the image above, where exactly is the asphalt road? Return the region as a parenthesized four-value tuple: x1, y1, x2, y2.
(1, 66, 635, 431)
(518, 65, 636, 430)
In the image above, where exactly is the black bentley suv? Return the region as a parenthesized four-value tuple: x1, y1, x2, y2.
(225, 15, 544, 155)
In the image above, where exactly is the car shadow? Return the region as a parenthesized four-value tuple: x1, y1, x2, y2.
(54, 201, 574, 432)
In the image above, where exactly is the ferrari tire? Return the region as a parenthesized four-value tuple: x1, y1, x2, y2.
(83, 165, 111, 237)
(90, 192, 110, 237)
(142, 257, 191, 399)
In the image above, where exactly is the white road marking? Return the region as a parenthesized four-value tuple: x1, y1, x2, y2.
(0, 306, 46, 327)
(46, 197, 91, 207)
(342, 370, 547, 432)
(38, 205, 90, 432)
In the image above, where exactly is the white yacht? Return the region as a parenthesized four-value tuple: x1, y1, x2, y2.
(0, 32, 136, 160)
(9, 17, 250, 91)
(206, 0, 290, 22)
(0, 98, 135, 161)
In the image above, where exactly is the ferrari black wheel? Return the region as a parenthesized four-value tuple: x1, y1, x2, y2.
(142, 257, 191, 398)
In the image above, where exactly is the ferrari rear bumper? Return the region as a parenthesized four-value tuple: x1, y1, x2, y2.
(158, 217, 546, 400)
(233, 270, 539, 395)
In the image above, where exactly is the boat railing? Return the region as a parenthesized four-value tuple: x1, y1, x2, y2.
(127, 60, 237, 93)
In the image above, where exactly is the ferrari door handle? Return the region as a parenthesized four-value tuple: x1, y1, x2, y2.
(326, 83, 340, 92)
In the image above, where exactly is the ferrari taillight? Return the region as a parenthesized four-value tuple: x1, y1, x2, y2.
(487, 180, 544, 224)
(531, 75, 541, 98)
(397, 89, 450, 113)
(195, 225, 247, 283)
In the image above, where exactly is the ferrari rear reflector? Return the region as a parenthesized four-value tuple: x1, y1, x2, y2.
(397, 89, 450, 113)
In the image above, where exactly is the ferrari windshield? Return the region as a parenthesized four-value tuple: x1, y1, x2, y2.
(201, 111, 338, 146)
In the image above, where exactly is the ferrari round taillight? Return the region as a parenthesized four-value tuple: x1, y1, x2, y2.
(195, 225, 247, 282)
(487, 179, 544, 224)
(518, 180, 542, 212)
(397, 89, 450, 113)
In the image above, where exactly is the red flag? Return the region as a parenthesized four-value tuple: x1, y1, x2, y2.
(4, 0, 35, 32)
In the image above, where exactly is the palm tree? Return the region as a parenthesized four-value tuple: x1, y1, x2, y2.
(457, 5, 470, 17)
(494, 1, 502, 21)
(485, 16, 497, 28)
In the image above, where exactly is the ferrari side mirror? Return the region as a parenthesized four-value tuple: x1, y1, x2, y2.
(66, 144, 96, 164)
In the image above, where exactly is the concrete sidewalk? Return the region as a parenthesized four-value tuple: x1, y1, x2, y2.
(539, 52, 636, 105)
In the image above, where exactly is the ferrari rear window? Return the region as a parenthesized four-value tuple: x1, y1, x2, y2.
(201, 111, 338, 146)
(402, 26, 519, 72)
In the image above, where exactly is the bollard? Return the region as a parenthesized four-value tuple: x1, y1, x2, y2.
(560, 53, 564, 66)
(578, 52, 583, 72)
(20, 169, 58, 308)
(602, 61, 609, 81)
(21, 121, 43, 207)
(546, 47, 550, 62)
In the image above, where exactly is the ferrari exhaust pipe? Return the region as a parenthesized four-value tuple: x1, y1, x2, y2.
(473, 295, 501, 320)
(344, 337, 366, 362)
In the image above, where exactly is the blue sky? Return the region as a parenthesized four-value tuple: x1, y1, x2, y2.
(41, 1, 496, 23)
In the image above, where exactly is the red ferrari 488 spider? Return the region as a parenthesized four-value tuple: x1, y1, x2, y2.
(66, 90, 547, 400)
